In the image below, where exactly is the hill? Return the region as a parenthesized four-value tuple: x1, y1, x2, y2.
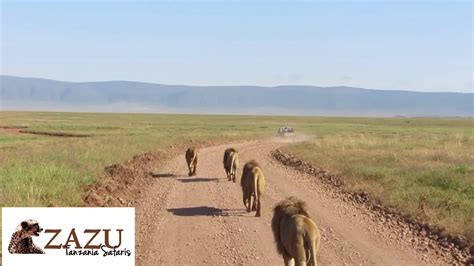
(1, 75, 472, 116)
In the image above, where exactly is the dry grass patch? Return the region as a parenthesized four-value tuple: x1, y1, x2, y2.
(284, 120, 474, 241)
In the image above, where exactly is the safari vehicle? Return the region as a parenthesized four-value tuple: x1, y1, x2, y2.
(277, 126, 294, 136)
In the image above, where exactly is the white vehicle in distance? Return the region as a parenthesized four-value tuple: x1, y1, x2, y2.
(277, 126, 294, 137)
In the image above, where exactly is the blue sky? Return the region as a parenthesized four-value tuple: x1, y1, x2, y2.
(1, 1, 472, 92)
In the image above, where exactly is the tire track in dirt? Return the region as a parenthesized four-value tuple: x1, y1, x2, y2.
(136, 139, 448, 265)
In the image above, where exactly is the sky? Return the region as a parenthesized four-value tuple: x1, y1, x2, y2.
(1, 1, 472, 92)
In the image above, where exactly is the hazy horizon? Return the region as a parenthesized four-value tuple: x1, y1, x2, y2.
(1, 74, 472, 94)
(2, 75, 472, 117)
(1, 2, 472, 93)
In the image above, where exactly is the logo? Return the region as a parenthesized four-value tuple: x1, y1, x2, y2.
(2, 208, 135, 266)
(8, 219, 45, 254)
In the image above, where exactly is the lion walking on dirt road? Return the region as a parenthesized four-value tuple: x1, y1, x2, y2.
(271, 196, 321, 266)
(223, 148, 239, 182)
(185, 147, 198, 176)
(240, 160, 265, 217)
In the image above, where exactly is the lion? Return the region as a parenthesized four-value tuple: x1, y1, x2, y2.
(223, 148, 235, 178)
(240, 160, 265, 217)
(224, 148, 239, 182)
(8, 219, 45, 254)
(185, 147, 198, 176)
(271, 197, 321, 266)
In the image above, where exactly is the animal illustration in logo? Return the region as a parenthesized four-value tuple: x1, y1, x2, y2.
(8, 219, 45, 254)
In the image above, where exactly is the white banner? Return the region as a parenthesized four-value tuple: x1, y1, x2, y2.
(2, 207, 135, 266)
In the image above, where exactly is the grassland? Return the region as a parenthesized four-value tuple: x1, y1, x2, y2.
(282, 117, 474, 241)
(0, 111, 279, 247)
(0, 112, 276, 208)
(0, 112, 473, 246)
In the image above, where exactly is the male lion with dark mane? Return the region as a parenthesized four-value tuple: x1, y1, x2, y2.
(240, 160, 265, 217)
(185, 147, 198, 176)
(271, 197, 321, 266)
(223, 148, 239, 182)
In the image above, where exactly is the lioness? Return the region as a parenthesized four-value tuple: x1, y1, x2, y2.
(185, 147, 198, 176)
(240, 160, 265, 217)
(224, 148, 239, 182)
(271, 197, 321, 266)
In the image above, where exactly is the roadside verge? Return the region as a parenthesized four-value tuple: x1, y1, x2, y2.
(271, 149, 473, 264)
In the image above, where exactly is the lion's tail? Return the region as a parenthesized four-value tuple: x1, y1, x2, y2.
(252, 167, 262, 196)
(305, 220, 320, 266)
(254, 170, 259, 197)
(231, 153, 238, 175)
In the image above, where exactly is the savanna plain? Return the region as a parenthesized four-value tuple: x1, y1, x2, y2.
(0, 111, 472, 256)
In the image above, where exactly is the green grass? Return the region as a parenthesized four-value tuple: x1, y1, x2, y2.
(0, 111, 283, 248)
(282, 117, 474, 241)
(0, 112, 282, 207)
(0, 112, 473, 247)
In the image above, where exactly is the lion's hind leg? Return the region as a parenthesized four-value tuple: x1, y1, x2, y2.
(251, 193, 257, 211)
(294, 233, 308, 266)
(191, 155, 198, 176)
(283, 252, 295, 266)
(187, 162, 192, 176)
(255, 193, 262, 217)
(247, 195, 253, 213)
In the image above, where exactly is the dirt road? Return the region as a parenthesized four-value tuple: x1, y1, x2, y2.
(135, 139, 446, 265)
